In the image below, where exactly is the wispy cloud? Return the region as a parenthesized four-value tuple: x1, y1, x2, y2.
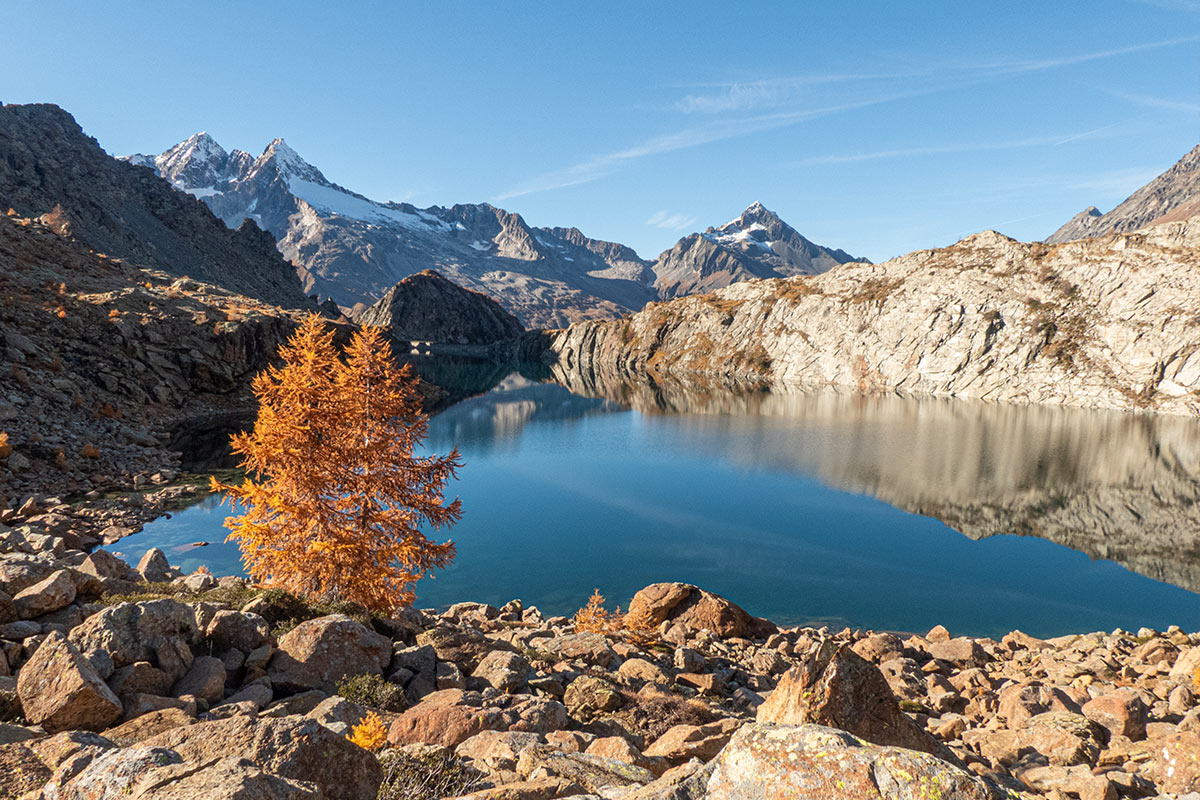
(494, 92, 928, 201)
(792, 120, 1137, 167)
(1131, 0, 1200, 13)
(495, 36, 1198, 202)
(960, 35, 1200, 76)
(673, 72, 924, 114)
(1108, 89, 1200, 114)
(646, 210, 698, 231)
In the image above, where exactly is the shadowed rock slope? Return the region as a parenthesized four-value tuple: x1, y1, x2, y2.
(355, 270, 524, 349)
(547, 222, 1200, 416)
(0, 212, 315, 502)
(0, 103, 309, 308)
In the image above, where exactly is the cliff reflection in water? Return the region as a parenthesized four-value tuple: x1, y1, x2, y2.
(469, 366, 1200, 595)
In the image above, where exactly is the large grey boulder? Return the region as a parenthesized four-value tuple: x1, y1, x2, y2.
(141, 713, 382, 800)
(68, 599, 202, 681)
(706, 724, 1001, 800)
(267, 614, 391, 693)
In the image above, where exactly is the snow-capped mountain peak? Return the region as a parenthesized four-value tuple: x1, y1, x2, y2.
(144, 131, 232, 191)
(250, 137, 328, 186)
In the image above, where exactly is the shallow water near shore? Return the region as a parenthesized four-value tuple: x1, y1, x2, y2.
(106, 373, 1200, 639)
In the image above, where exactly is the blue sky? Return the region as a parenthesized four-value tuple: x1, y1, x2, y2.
(2, 1, 1198, 262)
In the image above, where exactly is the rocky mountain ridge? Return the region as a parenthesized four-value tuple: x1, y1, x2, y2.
(652, 201, 861, 299)
(0, 104, 310, 309)
(546, 220, 1200, 416)
(1046, 143, 1200, 243)
(127, 133, 860, 327)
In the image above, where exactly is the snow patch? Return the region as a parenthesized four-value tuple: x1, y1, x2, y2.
(287, 178, 451, 231)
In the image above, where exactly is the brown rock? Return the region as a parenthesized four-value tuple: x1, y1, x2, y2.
(1019, 712, 1106, 766)
(0, 739, 54, 798)
(1082, 688, 1148, 740)
(926, 637, 989, 668)
(388, 689, 569, 747)
(515, 744, 656, 793)
(1146, 729, 1200, 794)
(16, 630, 122, 732)
(472, 650, 532, 692)
(643, 719, 741, 763)
(133, 755, 323, 799)
(102, 708, 195, 746)
(626, 583, 775, 639)
(109, 661, 173, 705)
(541, 632, 618, 668)
(563, 675, 622, 720)
(456, 730, 543, 772)
(67, 599, 202, 680)
(267, 614, 390, 692)
(136, 548, 172, 582)
(205, 610, 270, 653)
(416, 625, 513, 672)
(756, 640, 949, 759)
(617, 657, 671, 685)
(13, 569, 76, 619)
(172, 655, 226, 704)
(851, 632, 905, 664)
(453, 777, 583, 800)
(586, 736, 667, 775)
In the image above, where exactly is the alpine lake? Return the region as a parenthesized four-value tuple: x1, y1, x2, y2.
(105, 360, 1200, 640)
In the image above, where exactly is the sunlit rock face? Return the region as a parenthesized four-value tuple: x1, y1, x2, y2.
(547, 221, 1200, 417)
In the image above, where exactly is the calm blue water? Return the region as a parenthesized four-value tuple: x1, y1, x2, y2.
(106, 375, 1200, 639)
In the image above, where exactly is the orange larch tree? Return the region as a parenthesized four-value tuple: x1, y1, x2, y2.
(214, 314, 462, 612)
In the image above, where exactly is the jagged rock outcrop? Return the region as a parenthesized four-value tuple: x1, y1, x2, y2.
(125, 134, 657, 327)
(0, 104, 309, 308)
(652, 202, 862, 299)
(548, 222, 1200, 417)
(355, 270, 524, 356)
(1047, 143, 1200, 243)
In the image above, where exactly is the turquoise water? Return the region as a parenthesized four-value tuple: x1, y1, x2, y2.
(106, 375, 1200, 638)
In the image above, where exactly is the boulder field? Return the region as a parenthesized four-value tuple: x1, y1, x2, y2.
(0, 499, 1199, 799)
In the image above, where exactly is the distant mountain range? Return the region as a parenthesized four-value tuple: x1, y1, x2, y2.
(1046, 143, 1200, 244)
(126, 133, 863, 327)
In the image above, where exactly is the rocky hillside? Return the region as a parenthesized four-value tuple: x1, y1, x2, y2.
(2, 497, 1200, 799)
(125, 134, 656, 328)
(0, 104, 309, 309)
(652, 202, 862, 299)
(355, 270, 524, 355)
(1046, 143, 1200, 243)
(546, 221, 1200, 416)
(0, 211, 320, 504)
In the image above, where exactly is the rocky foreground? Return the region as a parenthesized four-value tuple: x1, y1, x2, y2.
(0, 501, 1199, 799)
